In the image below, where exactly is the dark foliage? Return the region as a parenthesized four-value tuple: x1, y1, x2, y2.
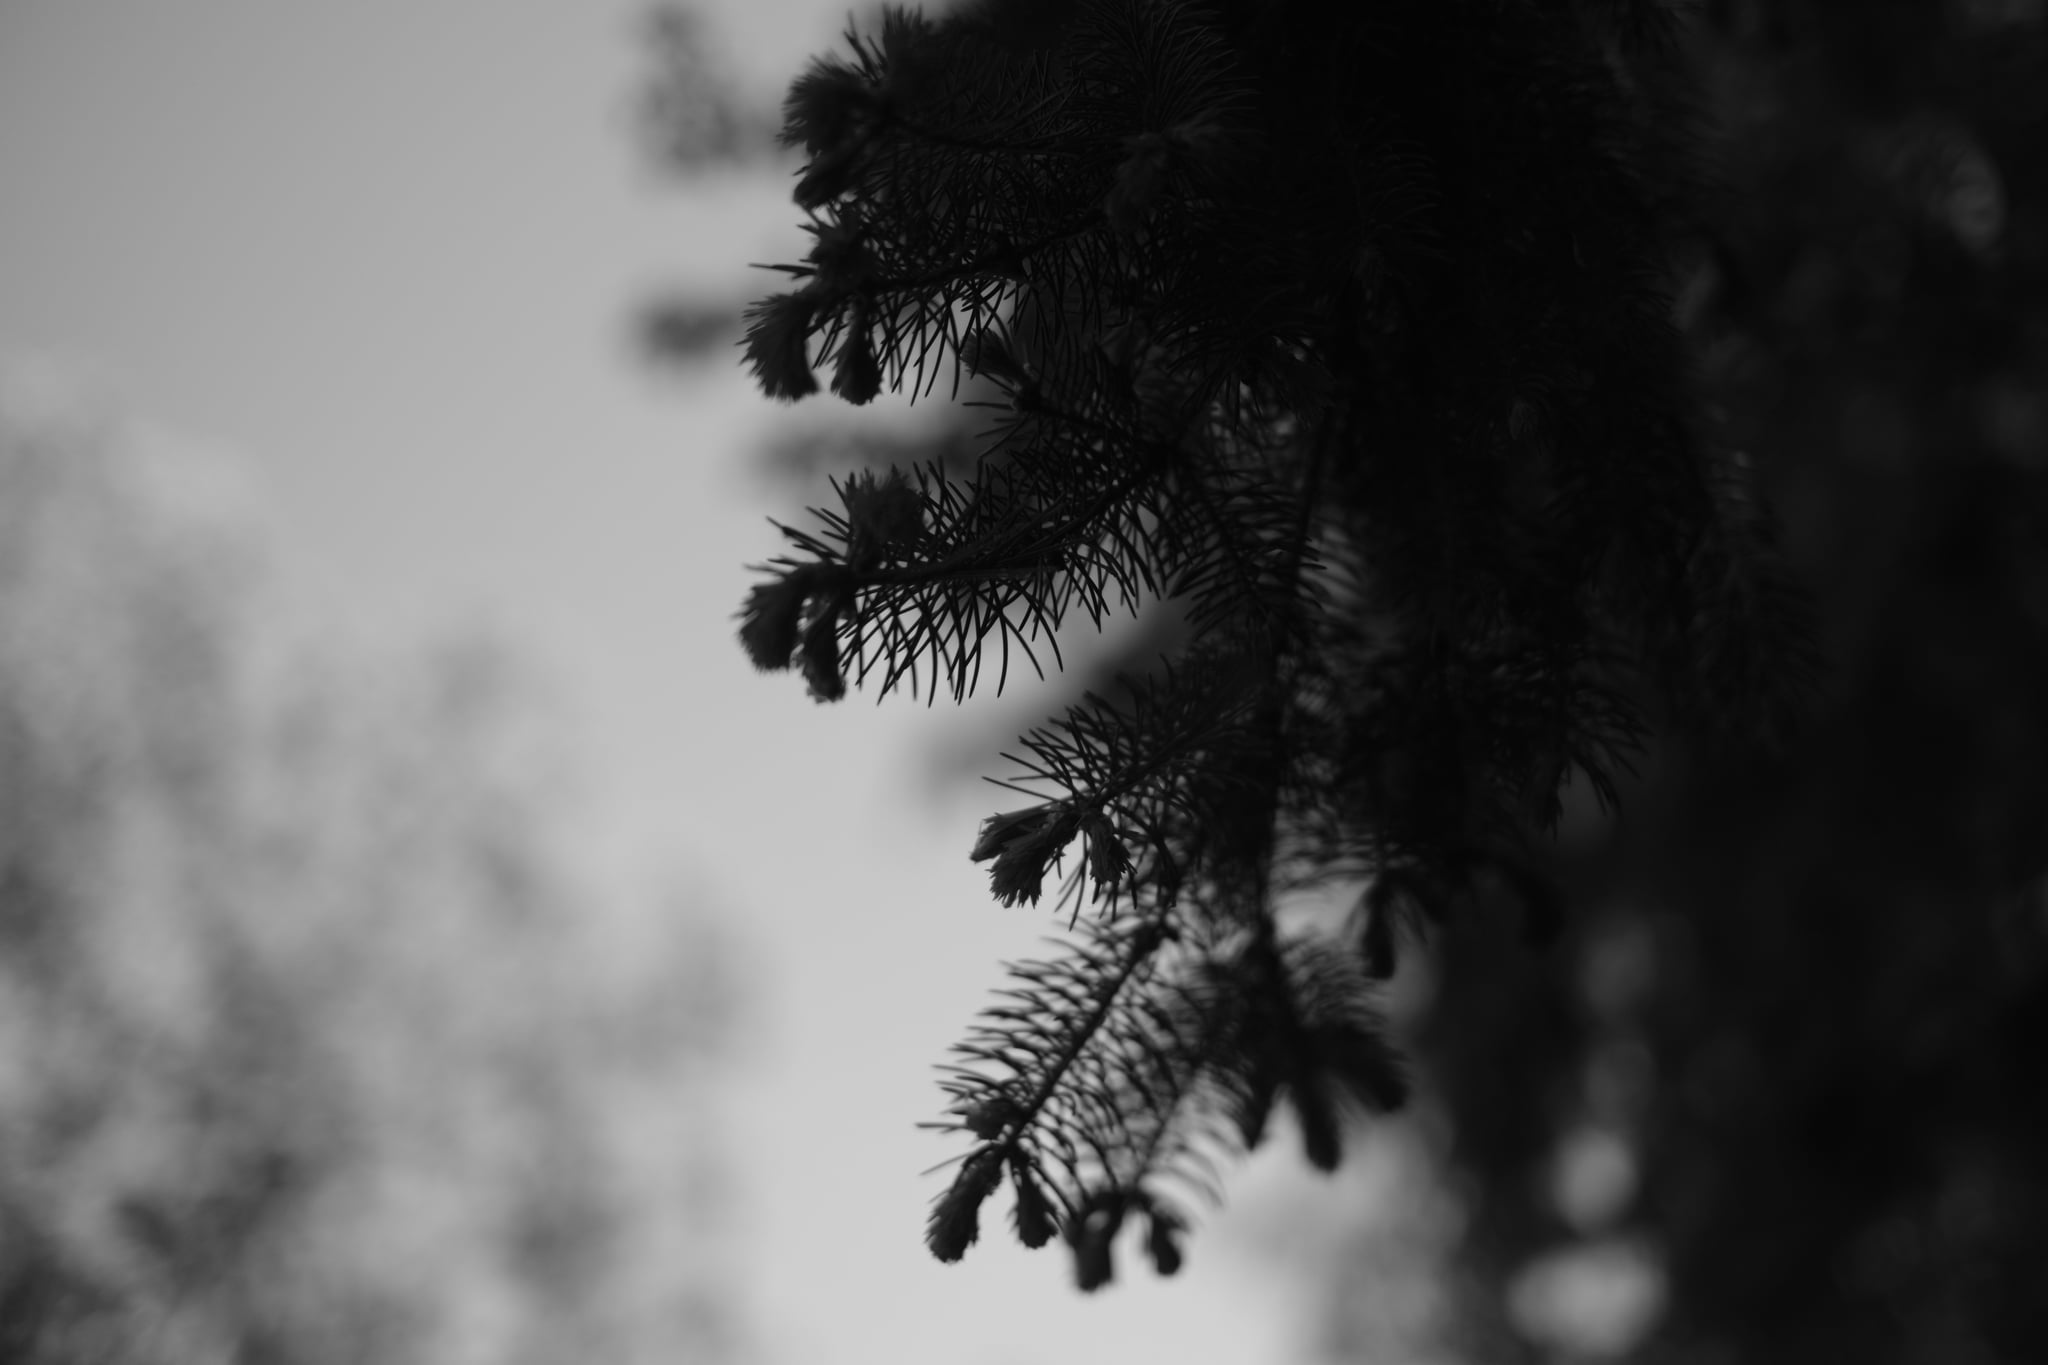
(731, 0, 1820, 1290)
(1327, 3, 2048, 1361)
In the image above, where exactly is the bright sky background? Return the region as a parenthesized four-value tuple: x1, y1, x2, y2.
(0, 5, 1379, 1361)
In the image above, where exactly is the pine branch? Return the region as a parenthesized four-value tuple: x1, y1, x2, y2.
(929, 913, 1406, 1287)
(730, 0, 1817, 1287)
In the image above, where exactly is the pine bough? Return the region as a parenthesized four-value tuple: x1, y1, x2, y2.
(732, 0, 1813, 1289)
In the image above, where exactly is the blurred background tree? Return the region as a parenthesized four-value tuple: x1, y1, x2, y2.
(635, 6, 785, 370)
(0, 375, 750, 1365)
(1310, 4, 2048, 1362)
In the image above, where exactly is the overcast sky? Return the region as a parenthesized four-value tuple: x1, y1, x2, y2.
(0, 5, 1374, 1362)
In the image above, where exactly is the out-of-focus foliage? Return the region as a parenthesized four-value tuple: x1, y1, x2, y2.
(636, 5, 788, 368)
(1318, 3, 2048, 1362)
(0, 378, 747, 1365)
(640, 6, 779, 170)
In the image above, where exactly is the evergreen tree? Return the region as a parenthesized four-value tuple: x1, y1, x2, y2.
(1305, 5, 2048, 1361)
(732, 0, 1816, 1289)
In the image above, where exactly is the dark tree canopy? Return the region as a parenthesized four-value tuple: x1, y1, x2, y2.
(1333, 5, 2048, 1362)
(729, 0, 1892, 1297)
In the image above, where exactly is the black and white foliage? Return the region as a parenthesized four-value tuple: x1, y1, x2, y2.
(734, 0, 1813, 1289)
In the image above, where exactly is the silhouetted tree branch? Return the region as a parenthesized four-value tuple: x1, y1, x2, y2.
(731, 0, 1816, 1290)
